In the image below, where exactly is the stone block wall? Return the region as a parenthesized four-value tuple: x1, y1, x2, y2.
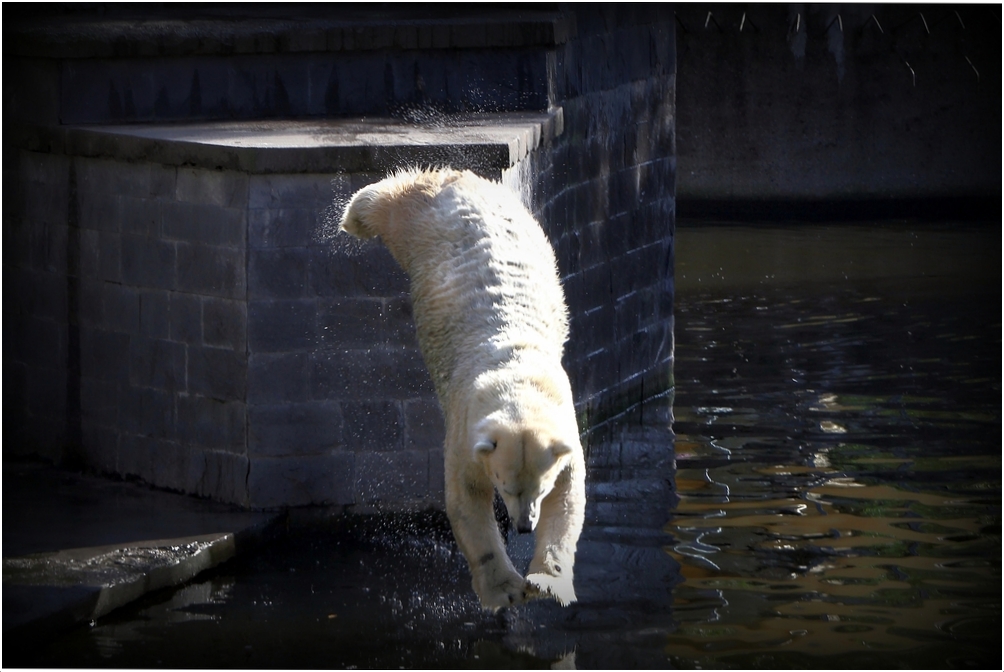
(5, 5, 676, 509)
(507, 5, 677, 447)
(5, 153, 253, 502)
(4, 151, 450, 508)
(674, 4, 1000, 219)
(5, 8, 567, 126)
(244, 171, 443, 508)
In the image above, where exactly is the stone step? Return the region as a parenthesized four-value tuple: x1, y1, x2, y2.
(12, 109, 564, 176)
(5, 7, 569, 125)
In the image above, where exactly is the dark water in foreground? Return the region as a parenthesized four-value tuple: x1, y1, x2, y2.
(28, 224, 1000, 669)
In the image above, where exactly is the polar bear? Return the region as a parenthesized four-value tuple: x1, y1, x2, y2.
(339, 168, 586, 610)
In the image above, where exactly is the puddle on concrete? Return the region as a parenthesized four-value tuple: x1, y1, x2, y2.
(26, 222, 1000, 669)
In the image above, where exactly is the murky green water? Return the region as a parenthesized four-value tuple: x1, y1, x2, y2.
(25, 223, 1000, 669)
(668, 223, 1000, 668)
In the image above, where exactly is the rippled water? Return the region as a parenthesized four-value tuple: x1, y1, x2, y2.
(667, 222, 1000, 669)
(26, 223, 1000, 668)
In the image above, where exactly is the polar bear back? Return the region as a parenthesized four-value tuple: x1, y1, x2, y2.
(341, 169, 569, 404)
(408, 173, 568, 401)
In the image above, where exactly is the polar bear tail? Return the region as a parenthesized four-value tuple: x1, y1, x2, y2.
(339, 184, 381, 240)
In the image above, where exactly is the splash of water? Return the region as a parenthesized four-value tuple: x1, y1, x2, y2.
(316, 182, 371, 258)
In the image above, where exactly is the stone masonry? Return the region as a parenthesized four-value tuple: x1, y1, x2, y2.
(508, 6, 677, 447)
(5, 6, 676, 509)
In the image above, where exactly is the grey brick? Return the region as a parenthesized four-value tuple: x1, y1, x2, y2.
(10, 416, 65, 463)
(139, 289, 170, 340)
(122, 234, 176, 290)
(404, 398, 445, 451)
(118, 434, 156, 482)
(77, 277, 104, 327)
(145, 440, 197, 493)
(247, 352, 308, 404)
(34, 223, 68, 274)
(382, 297, 419, 345)
(79, 327, 129, 383)
(354, 450, 428, 503)
(249, 247, 309, 299)
(188, 345, 247, 401)
(13, 269, 67, 322)
(341, 399, 403, 451)
(248, 208, 318, 249)
(248, 400, 342, 456)
(149, 164, 177, 199)
(80, 423, 119, 475)
(80, 377, 120, 427)
(428, 448, 445, 504)
(248, 173, 349, 210)
(21, 151, 70, 190)
(203, 297, 247, 351)
(77, 158, 153, 198)
(119, 196, 161, 236)
(248, 452, 355, 508)
(169, 291, 201, 344)
(610, 242, 662, 298)
(176, 243, 245, 299)
(23, 180, 69, 227)
(129, 337, 186, 391)
(573, 303, 615, 356)
(310, 347, 434, 401)
(193, 449, 249, 506)
(316, 297, 385, 348)
(177, 394, 246, 452)
(248, 299, 316, 353)
(120, 385, 176, 439)
(79, 228, 100, 278)
(103, 282, 140, 334)
(162, 201, 246, 246)
(77, 191, 121, 233)
(309, 244, 409, 298)
(94, 231, 122, 283)
(176, 167, 248, 208)
(27, 365, 67, 417)
(614, 289, 651, 342)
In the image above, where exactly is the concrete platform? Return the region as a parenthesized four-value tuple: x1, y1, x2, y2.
(11, 109, 564, 175)
(2, 460, 286, 661)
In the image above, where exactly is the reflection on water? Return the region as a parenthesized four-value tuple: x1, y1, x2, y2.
(668, 222, 1000, 669)
(24, 223, 1000, 669)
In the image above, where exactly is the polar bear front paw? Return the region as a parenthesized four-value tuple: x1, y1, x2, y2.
(526, 571, 577, 606)
(473, 568, 528, 611)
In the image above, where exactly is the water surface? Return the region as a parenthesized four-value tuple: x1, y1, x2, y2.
(668, 223, 999, 668)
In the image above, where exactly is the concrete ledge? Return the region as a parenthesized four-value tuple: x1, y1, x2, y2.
(2, 461, 285, 661)
(9, 109, 564, 175)
(5, 533, 234, 621)
(5, 7, 571, 59)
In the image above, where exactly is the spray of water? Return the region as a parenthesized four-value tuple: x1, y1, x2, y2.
(316, 181, 370, 258)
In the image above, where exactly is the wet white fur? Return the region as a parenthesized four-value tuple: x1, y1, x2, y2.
(340, 168, 586, 609)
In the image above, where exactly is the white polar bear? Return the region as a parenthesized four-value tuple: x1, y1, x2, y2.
(339, 168, 586, 610)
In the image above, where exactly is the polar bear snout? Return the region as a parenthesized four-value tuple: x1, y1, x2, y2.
(514, 500, 539, 534)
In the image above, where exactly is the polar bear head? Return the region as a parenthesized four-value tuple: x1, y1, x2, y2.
(472, 410, 578, 534)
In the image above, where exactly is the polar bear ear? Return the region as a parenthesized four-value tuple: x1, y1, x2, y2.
(551, 442, 574, 457)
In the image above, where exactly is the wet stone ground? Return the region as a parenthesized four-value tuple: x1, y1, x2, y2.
(26, 427, 679, 669)
(25, 223, 1001, 669)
